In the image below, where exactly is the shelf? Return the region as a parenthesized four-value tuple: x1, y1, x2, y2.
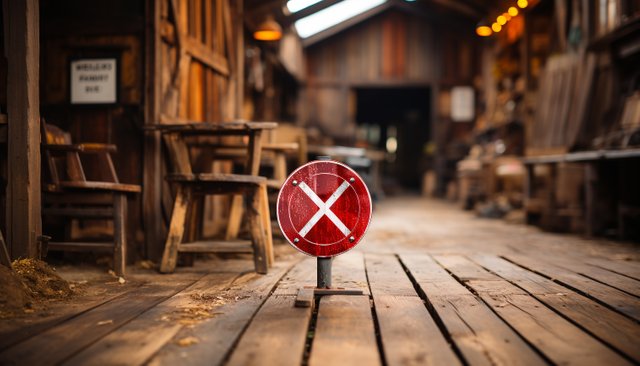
(588, 15, 640, 56)
(523, 148, 640, 164)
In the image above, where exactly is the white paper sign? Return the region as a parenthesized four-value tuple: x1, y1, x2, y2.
(451, 86, 474, 122)
(70, 59, 117, 104)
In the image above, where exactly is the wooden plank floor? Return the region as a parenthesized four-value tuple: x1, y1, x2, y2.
(1, 197, 639, 366)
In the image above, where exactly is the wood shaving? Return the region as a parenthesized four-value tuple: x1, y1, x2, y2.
(176, 336, 199, 347)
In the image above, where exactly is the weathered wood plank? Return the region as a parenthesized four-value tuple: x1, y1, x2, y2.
(0, 285, 136, 351)
(331, 251, 370, 295)
(309, 295, 381, 366)
(471, 254, 640, 362)
(226, 296, 312, 366)
(375, 296, 462, 366)
(0, 281, 193, 366)
(365, 253, 461, 366)
(585, 258, 640, 281)
(505, 254, 640, 321)
(436, 255, 631, 366)
(400, 254, 545, 366)
(545, 257, 640, 296)
(148, 261, 291, 366)
(63, 273, 237, 366)
(272, 257, 315, 296)
(365, 253, 416, 297)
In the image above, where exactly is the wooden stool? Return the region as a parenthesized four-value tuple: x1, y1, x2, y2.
(159, 130, 272, 274)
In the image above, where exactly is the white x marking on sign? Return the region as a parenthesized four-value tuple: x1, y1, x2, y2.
(297, 181, 351, 238)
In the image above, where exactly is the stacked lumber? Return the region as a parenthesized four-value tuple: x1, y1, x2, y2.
(529, 53, 596, 155)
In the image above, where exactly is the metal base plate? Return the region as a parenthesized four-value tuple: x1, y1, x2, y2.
(294, 286, 365, 308)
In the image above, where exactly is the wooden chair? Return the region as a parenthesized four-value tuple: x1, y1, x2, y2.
(159, 128, 273, 274)
(41, 120, 141, 276)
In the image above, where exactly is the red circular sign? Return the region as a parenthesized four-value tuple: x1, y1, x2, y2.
(277, 160, 372, 257)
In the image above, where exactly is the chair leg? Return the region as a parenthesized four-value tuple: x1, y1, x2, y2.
(113, 193, 127, 277)
(246, 188, 268, 274)
(273, 152, 287, 184)
(160, 185, 191, 273)
(183, 195, 203, 267)
(259, 184, 274, 267)
(225, 194, 244, 240)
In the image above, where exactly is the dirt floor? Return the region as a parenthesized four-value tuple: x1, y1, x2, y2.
(0, 197, 638, 366)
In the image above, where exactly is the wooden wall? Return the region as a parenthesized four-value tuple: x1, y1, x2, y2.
(302, 9, 477, 141)
(145, 0, 239, 259)
(37, 0, 146, 258)
(0, 0, 241, 260)
(155, 0, 235, 123)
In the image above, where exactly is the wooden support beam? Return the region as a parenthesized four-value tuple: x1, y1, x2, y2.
(143, 0, 165, 261)
(235, 0, 244, 118)
(185, 37, 230, 76)
(284, 0, 342, 23)
(3, 0, 41, 259)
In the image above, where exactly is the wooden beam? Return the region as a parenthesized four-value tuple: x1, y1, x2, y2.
(302, 1, 393, 47)
(185, 37, 230, 76)
(3, 0, 41, 259)
(428, 0, 483, 19)
(284, 0, 342, 24)
(143, 0, 165, 260)
(236, 0, 244, 119)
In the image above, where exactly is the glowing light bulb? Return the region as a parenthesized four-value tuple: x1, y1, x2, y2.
(517, 0, 528, 9)
(492, 22, 502, 32)
(476, 25, 492, 37)
(497, 15, 507, 25)
(508, 6, 518, 16)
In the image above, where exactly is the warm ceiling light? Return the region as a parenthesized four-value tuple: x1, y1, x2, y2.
(492, 22, 502, 32)
(253, 16, 282, 41)
(508, 6, 519, 16)
(517, 0, 528, 8)
(476, 25, 492, 37)
(497, 15, 507, 25)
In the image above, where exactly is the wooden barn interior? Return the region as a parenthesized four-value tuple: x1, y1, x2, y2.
(1, 0, 639, 365)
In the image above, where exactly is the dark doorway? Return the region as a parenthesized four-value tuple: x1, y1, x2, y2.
(355, 87, 431, 189)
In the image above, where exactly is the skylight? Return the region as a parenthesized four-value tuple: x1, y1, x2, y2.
(294, 0, 388, 39)
(287, 0, 323, 13)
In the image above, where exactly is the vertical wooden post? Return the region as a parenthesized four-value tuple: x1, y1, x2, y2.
(3, 0, 41, 259)
(113, 193, 127, 276)
(235, 0, 244, 119)
(584, 162, 596, 238)
(143, 0, 165, 260)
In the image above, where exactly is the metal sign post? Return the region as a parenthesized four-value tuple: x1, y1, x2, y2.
(276, 156, 372, 308)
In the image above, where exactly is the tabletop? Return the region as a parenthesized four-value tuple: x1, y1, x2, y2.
(146, 121, 278, 135)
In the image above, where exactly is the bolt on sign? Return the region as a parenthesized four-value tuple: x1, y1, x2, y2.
(277, 160, 372, 257)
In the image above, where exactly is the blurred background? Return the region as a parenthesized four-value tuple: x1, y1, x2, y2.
(1, 0, 640, 266)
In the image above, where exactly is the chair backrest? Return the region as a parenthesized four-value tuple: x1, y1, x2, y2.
(41, 119, 120, 187)
(42, 119, 86, 187)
